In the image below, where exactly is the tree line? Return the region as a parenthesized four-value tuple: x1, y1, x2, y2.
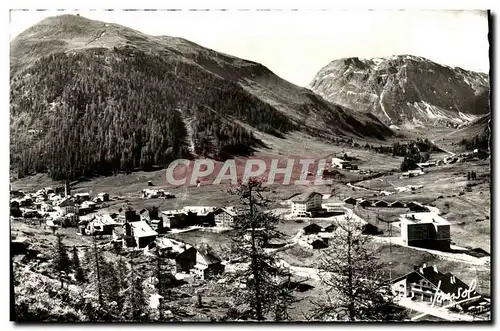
(459, 135, 489, 151)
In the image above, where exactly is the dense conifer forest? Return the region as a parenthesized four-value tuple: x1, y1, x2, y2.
(10, 47, 294, 180)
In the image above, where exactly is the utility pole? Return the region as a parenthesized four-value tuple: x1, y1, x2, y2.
(389, 262, 393, 284)
(389, 223, 392, 253)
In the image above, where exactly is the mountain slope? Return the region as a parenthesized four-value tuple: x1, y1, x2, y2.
(309, 55, 490, 127)
(10, 14, 393, 180)
(447, 113, 490, 144)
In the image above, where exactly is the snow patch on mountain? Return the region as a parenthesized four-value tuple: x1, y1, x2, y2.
(378, 91, 391, 122)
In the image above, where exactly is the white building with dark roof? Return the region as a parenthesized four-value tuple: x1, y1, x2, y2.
(214, 207, 238, 227)
(291, 192, 323, 215)
(400, 212, 451, 250)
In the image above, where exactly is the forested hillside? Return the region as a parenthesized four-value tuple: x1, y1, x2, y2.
(10, 15, 394, 181)
(10, 47, 292, 179)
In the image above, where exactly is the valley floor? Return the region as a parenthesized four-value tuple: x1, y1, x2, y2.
(10, 131, 491, 321)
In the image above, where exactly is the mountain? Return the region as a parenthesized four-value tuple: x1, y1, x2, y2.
(309, 55, 490, 128)
(448, 113, 490, 147)
(10, 14, 393, 180)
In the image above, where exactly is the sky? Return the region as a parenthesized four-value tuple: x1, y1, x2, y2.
(9, 9, 490, 87)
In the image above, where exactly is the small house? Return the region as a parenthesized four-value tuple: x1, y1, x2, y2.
(79, 201, 97, 215)
(175, 247, 197, 274)
(373, 200, 389, 208)
(322, 198, 344, 214)
(97, 192, 110, 202)
(162, 210, 189, 229)
(343, 197, 357, 206)
(19, 197, 33, 207)
(331, 157, 357, 170)
(183, 206, 216, 227)
(389, 201, 405, 208)
(124, 220, 158, 248)
(357, 199, 372, 207)
(10, 190, 24, 198)
(120, 208, 141, 223)
(214, 207, 238, 227)
(56, 198, 79, 216)
(77, 219, 90, 235)
(74, 192, 91, 202)
(310, 238, 328, 250)
(264, 238, 288, 249)
(324, 223, 338, 233)
(362, 223, 382, 235)
(87, 214, 118, 236)
(140, 207, 161, 223)
(150, 219, 166, 233)
(406, 201, 429, 213)
(302, 223, 323, 235)
(193, 248, 224, 280)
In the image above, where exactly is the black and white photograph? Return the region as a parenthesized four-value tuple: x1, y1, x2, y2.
(9, 7, 492, 323)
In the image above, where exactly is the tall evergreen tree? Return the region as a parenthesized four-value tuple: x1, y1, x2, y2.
(310, 217, 408, 321)
(72, 246, 86, 284)
(124, 256, 149, 321)
(52, 234, 71, 289)
(88, 236, 105, 314)
(224, 178, 295, 321)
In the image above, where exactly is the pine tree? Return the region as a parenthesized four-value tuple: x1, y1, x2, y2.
(155, 249, 170, 321)
(88, 236, 105, 314)
(72, 246, 86, 284)
(273, 269, 298, 321)
(115, 256, 130, 321)
(225, 178, 295, 321)
(53, 234, 71, 289)
(124, 256, 149, 321)
(310, 217, 408, 321)
(101, 260, 122, 318)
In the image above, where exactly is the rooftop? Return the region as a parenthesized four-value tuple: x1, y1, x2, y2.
(399, 212, 450, 225)
(130, 220, 158, 237)
(214, 206, 237, 217)
(291, 191, 323, 203)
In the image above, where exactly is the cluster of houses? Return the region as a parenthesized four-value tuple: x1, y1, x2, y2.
(456, 149, 489, 162)
(141, 188, 176, 199)
(74, 204, 244, 250)
(294, 219, 382, 250)
(10, 185, 111, 227)
(288, 191, 430, 218)
(331, 157, 359, 170)
(401, 169, 425, 179)
(288, 192, 455, 253)
(344, 197, 430, 212)
(400, 149, 489, 180)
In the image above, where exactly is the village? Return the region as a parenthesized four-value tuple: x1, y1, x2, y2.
(10, 148, 491, 321)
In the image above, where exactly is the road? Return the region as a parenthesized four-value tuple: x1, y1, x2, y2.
(399, 298, 478, 321)
(430, 139, 455, 156)
(346, 182, 380, 193)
